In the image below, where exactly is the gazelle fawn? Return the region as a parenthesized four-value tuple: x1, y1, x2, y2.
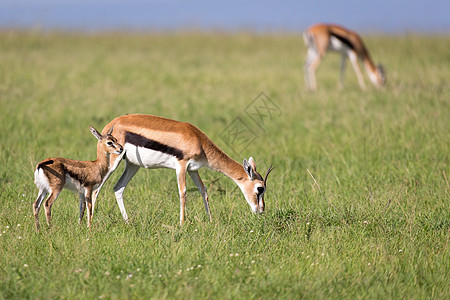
(33, 126, 123, 232)
(93, 114, 273, 225)
(303, 23, 386, 90)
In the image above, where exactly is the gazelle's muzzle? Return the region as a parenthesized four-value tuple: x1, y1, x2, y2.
(256, 205, 264, 214)
(257, 194, 265, 213)
(252, 205, 264, 214)
(116, 146, 124, 155)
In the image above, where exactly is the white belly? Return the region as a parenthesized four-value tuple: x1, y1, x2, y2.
(329, 36, 349, 54)
(64, 174, 86, 194)
(124, 144, 179, 169)
(123, 144, 206, 171)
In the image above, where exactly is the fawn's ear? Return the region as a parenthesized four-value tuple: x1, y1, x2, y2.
(90, 126, 102, 141)
(106, 123, 115, 135)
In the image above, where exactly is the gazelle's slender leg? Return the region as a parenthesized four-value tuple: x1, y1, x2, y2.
(44, 190, 62, 228)
(339, 54, 347, 89)
(91, 188, 100, 216)
(176, 162, 188, 225)
(92, 152, 123, 215)
(304, 49, 313, 89)
(85, 187, 93, 227)
(348, 51, 366, 89)
(113, 160, 140, 222)
(33, 189, 48, 232)
(78, 193, 86, 224)
(189, 170, 211, 222)
(304, 49, 320, 91)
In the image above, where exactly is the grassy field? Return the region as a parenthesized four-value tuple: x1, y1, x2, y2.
(0, 31, 448, 299)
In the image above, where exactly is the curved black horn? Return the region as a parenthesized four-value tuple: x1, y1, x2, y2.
(264, 164, 274, 184)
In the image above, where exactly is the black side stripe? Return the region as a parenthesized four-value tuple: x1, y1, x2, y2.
(65, 167, 89, 186)
(125, 131, 184, 160)
(330, 32, 354, 50)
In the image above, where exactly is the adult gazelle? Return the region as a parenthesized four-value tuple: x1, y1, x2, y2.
(304, 23, 386, 90)
(92, 114, 273, 225)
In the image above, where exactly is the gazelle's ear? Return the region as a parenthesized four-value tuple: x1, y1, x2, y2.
(243, 158, 255, 179)
(248, 157, 257, 172)
(90, 126, 102, 141)
(106, 123, 115, 135)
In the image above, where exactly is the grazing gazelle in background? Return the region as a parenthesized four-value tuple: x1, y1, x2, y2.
(33, 126, 123, 232)
(93, 114, 273, 225)
(303, 23, 386, 90)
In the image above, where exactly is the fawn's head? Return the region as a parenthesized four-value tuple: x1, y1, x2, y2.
(90, 125, 123, 156)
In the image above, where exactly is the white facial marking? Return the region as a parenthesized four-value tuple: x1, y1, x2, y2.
(254, 184, 265, 194)
(368, 71, 379, 86)
(236, 182, 261, 214)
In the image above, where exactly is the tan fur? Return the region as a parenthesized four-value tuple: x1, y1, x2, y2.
(96, 114, 273, 225)
(304, 23, 385, 90)
(32, 126, 123, 232)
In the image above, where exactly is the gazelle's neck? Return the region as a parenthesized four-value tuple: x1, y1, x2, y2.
(94, 146, 111, 178)
(362, 55, 376, 72)
(203, 141, 247, 183)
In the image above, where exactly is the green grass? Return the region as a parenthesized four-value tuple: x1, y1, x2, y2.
(0, 30, 448, 299)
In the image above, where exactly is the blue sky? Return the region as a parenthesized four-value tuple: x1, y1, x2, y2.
(1, 0, 449, 33)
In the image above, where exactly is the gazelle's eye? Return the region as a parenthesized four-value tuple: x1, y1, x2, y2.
(107, 141, 113, 146)
(257, 187, 264, 194)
